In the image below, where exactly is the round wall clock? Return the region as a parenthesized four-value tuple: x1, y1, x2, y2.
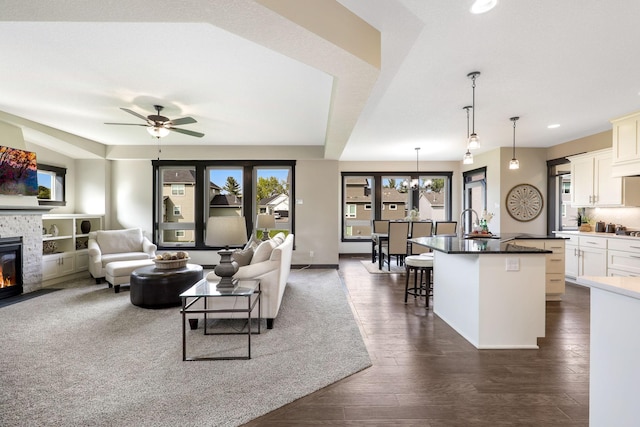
(506, 183, 543, 222)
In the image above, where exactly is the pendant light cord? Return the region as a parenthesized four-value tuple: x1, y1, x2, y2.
(471, 75, 476, 134)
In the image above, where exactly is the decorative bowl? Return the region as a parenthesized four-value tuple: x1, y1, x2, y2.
(153, 258, 190, 270)
(43, 241, 57, 254)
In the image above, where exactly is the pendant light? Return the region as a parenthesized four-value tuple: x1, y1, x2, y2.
(462, 105, 474, 164)
(467, 71, 481, 149)
(402, 147, 421, 191)
(509, 116, 520, 170)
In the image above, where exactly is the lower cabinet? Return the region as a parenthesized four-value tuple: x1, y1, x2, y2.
(607, 239, 640, 277)
(75, 251, 89, 272)
(516, 239, 566, 300)
(557, 232, 640, 281)
(42, 253, 75, 281)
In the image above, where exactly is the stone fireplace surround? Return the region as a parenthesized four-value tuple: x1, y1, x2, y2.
(0, 211, 44, 294)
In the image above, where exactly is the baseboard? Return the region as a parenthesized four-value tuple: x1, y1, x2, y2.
(292, 264, 338, 270)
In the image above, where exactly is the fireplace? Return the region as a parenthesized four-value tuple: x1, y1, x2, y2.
(0, 236, 23, 300)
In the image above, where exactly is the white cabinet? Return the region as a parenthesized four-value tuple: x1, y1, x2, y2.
(579, 236, 608, 277)
(569, 149, 640, 207)
(557, 233, 607, 279)
(41, 214, 103, 283)
(607, 238, 640, 277)
(516, 239, 566, 300)
(611, 110, 640, 177)
(42, 253, 75, 281)
(557, 232, 640, 281)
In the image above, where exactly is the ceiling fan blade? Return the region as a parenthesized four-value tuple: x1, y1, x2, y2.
(104, 122, 149, 126)
(170, 116, 197, 126)
(169, 127, 205, 138)
(120, 108, 150, 122)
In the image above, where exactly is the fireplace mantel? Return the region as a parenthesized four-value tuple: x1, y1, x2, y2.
(0, 205, 54, 215)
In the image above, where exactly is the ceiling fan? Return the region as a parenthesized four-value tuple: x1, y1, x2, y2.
(105, 105, 204, 138)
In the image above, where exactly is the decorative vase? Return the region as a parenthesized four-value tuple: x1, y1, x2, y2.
(80, 220, 91, 234)
(49, 224, 59, 237)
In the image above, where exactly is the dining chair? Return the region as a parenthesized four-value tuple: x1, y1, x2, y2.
(410, 220, 433, 254)
(434, 221, 457, 236)
(371, 220, 390, 263)
(380, 221, 410, 270)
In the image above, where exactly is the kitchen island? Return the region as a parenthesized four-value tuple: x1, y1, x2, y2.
(576, 275, 640, 427)
(411, 236, 550, 349)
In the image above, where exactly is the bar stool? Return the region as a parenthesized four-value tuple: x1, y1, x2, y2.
(404, 253, 434, 308)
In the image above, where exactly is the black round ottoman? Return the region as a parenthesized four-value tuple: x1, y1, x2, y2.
(130, 264, 203, 308)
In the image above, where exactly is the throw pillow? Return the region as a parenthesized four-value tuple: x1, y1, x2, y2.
(251, 239, 276, 264)
(244, 233, 261, 251)
(231, 247, 254, 267)
(271, 232, 286, 245)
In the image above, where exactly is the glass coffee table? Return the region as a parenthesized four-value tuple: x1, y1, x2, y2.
(180, 278, 260, 361)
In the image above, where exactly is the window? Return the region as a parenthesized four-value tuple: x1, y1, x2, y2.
(171, 184, 185, 196)
(37, 164, 66, 206)
(158, 167, 196, 246)
(342, 176, 373, 239)
(153, 160, 295, 249)
(342, 172, 452, 241)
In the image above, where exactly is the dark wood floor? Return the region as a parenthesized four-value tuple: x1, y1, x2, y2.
(244, 255, 590, 426)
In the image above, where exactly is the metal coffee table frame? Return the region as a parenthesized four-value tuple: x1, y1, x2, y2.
(180, 279, 261, 361)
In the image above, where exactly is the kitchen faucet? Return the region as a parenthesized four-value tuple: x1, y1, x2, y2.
(459, 208, 479, 238)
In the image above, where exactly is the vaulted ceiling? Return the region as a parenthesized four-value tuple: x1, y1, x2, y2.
(2, 0, 640, 162)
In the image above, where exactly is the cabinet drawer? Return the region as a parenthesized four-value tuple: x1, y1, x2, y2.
(558, 234, 579, 245)
(608, 268, 639, 278)
(546, 256, 565, 273)
(608, 250, 640, 275)
(607, 238, 640, 253)
(546, 273, 566, 294)
(579, 236, 607, 249)
(545, 240, 565, 253)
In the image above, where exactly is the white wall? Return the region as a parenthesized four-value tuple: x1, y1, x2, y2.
(110, 160, 153, 237)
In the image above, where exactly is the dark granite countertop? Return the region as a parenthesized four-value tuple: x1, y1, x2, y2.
(410, 236, 552, 254)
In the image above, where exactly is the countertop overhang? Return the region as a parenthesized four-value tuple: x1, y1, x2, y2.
(410, 235, 552, 254)
(577, 276, 640, 300)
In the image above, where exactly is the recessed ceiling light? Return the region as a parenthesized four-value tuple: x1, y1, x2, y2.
(547, 124, 560, 129)
(470, 0, 498, 14)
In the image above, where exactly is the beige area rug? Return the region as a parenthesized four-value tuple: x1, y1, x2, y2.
(0, 269, 371, 427)
(360, 259, 407, 274)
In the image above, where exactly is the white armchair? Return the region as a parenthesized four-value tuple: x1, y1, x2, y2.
(87, 228, 156, 283)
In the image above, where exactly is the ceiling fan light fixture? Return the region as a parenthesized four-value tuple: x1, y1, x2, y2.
(147, 125, 170, 138)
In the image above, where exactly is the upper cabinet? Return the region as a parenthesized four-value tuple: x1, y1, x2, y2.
(611, 110, 640, 177)
(569, 148, 640, 207)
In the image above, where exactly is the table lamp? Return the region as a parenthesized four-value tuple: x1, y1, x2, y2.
(256, 214, 276, 241)
(205, 216, 248, 289)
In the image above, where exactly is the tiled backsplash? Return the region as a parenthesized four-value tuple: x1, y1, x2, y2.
(0, 213, 43, 293)
(587, 207, 640, 231)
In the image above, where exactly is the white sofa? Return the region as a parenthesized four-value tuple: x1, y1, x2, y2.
(87, 228, 157, 283)
(202, 232, 293, 329)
